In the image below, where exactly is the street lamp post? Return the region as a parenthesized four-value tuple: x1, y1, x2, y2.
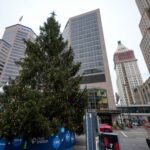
(120, 99, 124, 125)
(82, 73, 99, 150)
(123, 84, 132, 125)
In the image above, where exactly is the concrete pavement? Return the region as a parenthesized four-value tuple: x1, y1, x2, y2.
(72, 135, 86, 150)
(72, 127, 149, 150)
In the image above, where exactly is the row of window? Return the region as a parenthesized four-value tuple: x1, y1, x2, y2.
(15, 38, 25, 44)
(2, 73, 16, 81)
(75, 55, 102, 62)
(14, 41, 25, 48)
(0, 56, 7, 64)
(72, 34, 100, 44)
(17, 30, 28, 36)
(72, 39, 100, 46)
(72, 40, 100, 49)
(137, 1, 148, 14)
(82, 67, 104, 74)
(10, 50, 24, 57)
(13, 44, 25, 50)
(75, 48, 101, 55)
(72, 42, 100, 50)
(4, 63, 18, 71)
(0, 51, 7, 58)
(71, 21, 97, 32)
(117, 106, 150, 113)
(72, 16, 97, 23)
(71, 13, 97, 24)
(4, 68, 19, 75)
(71, 27, 98, 36)
(2, 45, 10, 52)
(80, 62, 104, 70)
(141, 31, 150, 50)
(0, 41, 11, 49)
(75, 50, 102, 58)
(19, 27, 31, 33)
(140, 13, 150, 35)
(72, 32, 99, 41)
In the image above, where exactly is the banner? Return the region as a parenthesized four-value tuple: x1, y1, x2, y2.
(0, 128, 75, 150)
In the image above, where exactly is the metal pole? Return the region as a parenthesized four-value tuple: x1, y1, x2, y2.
(85, 112, 96, 150)
(120, 99, 124, 125)
(124, 84, 131, 125)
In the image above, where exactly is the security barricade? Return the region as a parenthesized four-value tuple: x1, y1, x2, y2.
(0, 128, 75, 150)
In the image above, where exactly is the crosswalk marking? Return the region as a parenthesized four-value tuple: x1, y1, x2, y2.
(121, 131, 128, 137)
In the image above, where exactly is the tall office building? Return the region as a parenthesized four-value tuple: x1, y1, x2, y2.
(0, 24, 36, 85)
(63, 9, 116, 124)
(114, 41, 143, 106)
(135, 0, 150, 73)
(134, 77, 150, 104)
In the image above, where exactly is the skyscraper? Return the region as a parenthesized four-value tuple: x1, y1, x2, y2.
(114, 41, 143, 106)
(0, 24, 36, 85)
(135, 0, 150, 73)
(63, 9, 116, 118)
(0, 40, 11, 77)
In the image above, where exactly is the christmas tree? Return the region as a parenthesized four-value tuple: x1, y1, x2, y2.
(0, 12, 87, 142)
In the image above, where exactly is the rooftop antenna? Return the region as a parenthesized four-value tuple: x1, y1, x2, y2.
(19, 16, 23, 24)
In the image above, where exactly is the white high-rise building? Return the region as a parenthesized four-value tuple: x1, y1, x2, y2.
(114, 41, 143, 106)
(0, 24, 36, 85)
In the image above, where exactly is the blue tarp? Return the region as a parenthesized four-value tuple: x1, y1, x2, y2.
(0, 128, 75, 150)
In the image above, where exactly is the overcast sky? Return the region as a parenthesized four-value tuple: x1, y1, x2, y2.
(0, 0, 149, 93)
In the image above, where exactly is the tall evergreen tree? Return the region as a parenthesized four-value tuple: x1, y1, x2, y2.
(0, 12, 87, 142)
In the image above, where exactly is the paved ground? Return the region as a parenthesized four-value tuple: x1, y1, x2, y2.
(117, 127, 149, 150)
(72, 127, 150, 150)
(72, 135, 86, 150)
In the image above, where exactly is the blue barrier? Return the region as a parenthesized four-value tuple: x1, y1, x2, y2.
(0, 128, 75, 150)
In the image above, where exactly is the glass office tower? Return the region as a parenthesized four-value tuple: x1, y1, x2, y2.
(63, 9, 116, 112)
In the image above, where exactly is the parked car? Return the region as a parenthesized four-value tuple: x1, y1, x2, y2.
(99, 124, 113, 133)
(132, 122, 139, 126)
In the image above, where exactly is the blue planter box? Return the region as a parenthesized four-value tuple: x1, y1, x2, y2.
(0, 129, 75, 150)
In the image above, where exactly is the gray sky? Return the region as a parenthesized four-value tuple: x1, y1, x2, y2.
(0, 0, 149, 93)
